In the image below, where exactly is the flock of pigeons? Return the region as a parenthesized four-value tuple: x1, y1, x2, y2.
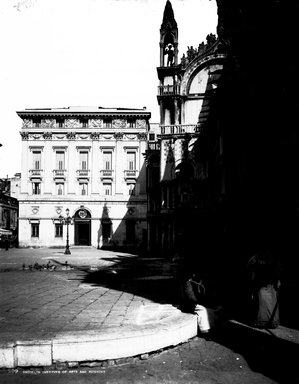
(22, 260, 73, 271)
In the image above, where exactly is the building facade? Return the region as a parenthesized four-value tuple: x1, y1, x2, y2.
(17, 106, 151, 249)
(146, 0, 227, 261)
(0, 178, 18, 248)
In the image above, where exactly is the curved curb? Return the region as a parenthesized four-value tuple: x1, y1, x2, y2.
(0, 312, 197, 368)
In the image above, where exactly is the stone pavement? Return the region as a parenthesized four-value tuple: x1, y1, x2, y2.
(0, 247, 298, 374)
(0, 247, 197, 368)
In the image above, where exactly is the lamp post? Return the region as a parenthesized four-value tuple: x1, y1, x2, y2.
(59, 208, 73, 255)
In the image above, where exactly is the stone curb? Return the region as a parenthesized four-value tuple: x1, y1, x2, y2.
(0, 313, 197, 368)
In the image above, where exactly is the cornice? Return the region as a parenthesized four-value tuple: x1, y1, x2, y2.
(17, 112, 151, 119)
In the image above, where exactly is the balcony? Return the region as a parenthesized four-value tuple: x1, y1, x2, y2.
(159, 124, 202, 136)
(158, 84, 180, 96)
(76, 169, 90, 180)
(124, 170, 138, 180)
(100, 169, 114, 180)
(29, 169, 43, 180)
(53, 169, 66, 180)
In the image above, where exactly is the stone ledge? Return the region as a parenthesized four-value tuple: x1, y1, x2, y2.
(0, 313, 197, 368)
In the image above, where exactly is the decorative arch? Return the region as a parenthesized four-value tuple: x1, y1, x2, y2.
(175, 159, 195, 181)
(181, 53, 227, 96)
(73, 206, 91, 246)
(74, 207, 91, 219)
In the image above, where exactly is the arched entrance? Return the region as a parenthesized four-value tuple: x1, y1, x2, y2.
(74, 208, 91, 246)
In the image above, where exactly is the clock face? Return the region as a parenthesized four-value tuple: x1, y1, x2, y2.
(78, 209, 87, 219)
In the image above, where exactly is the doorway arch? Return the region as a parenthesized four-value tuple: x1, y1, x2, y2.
(74, 208, 91, 246)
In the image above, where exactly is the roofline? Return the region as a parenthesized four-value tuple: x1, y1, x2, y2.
(16, 110, 151, 119)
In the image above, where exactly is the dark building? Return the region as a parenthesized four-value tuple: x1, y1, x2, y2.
(147, 1, 299, 326)
(146, 0, 228, 266)
(0, 179, 18, 248)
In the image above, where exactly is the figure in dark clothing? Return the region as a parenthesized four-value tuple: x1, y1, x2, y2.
(247, 252, 281, 329)
(165, 43, 174, 66)
(181, 273, 223, 339)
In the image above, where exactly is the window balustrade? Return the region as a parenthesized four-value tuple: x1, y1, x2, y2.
(53, 169, 66, 179)
(76, 169, 90, 179)
(160, 124, 201, 135)
(124, 170, 138, 179)
(29, 169, 43, 179)
(100, 169, 114, 179)
(158, 84, 180, 96)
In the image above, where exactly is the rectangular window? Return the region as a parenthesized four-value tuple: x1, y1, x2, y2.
(57, 119, 64, 127)
(81, 119, 88, 128)
(103, 183, 112, 196)
(128, 184, 135, 195)
(32, 151, 41, 170)
(103, 151, 112, 170)
(126, 220, 135, 243)
(55, 223, 63, 237)
(33, 118, 41, 127)
(79, 151, 88, 170)
(79, 183, 88, 195)
(32, 182, 41, 195)
(31, 223, 39, 237)
(149, 133, 155, 141)
(127, 151, 136, 170)
(56, 183, 64, 195)
(128, 120, 135, 128)
(56, 151, 65, 170)
(104, 119, 112, 128)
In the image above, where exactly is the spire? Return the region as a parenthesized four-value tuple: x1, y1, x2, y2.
(159, 0, 178, 66)
(161, 0, 177, 30)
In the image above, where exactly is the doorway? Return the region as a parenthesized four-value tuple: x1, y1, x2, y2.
(74, 208, 91, 246)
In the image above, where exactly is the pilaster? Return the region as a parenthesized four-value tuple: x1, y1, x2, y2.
(67, 140, 76, 195)
(44, 139, 52, 195)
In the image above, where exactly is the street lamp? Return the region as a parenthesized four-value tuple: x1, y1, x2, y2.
(59, 208, 73, 255)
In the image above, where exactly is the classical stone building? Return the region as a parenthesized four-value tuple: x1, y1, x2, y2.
(146, 0, 227, 259)
(17, 106, 150, 249)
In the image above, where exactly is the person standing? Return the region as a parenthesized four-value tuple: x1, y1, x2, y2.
(181, 273, 223, 339)
(247, 251, 281, 329)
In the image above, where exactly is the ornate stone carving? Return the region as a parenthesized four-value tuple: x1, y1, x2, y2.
(56, 206, 62, 215)
(125, 134, 137, 140)
(78, 134, 89, 139)
(113, 119, 126, 129)
(22, 119, 32, 128)
(41, 119, 55, 129)
(32, 134, 42, 140)
(31, 206, 39, 215)
(114, 132, 124, 140)
(65, 119, 79, 128)
(137, 133, 147, 141)
(89, 119, 103, 128)
(90, 132, 101, 140)
(20, 132, 29, 140)
(136, 119, 146, 129)
(102, 135, 113, 140)
(43, 132, 52, 140)
(55, 134, 66, 140)
(127, 207, 135, 215)
(66, 132, 76, 140)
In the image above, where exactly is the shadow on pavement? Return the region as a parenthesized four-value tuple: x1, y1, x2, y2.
(72, 254, 181, 306)
(212, 320, 299, 384)
(68, 252, 298, 384)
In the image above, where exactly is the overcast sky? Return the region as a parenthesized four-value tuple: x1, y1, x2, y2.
(0, 0, 217, 178)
